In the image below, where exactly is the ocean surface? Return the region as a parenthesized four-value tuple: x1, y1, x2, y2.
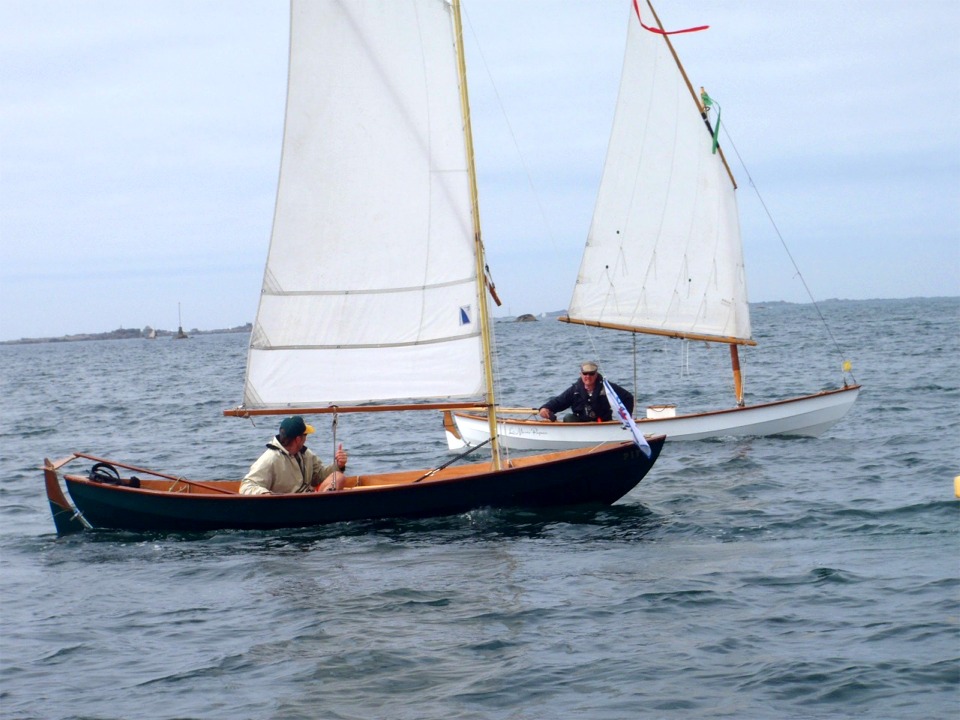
(1, 296, 957, 720)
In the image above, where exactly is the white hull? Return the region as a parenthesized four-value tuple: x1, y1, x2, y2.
(445, 386, 861, 450)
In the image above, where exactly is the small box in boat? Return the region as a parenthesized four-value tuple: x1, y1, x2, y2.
(646, 405, 677, 419)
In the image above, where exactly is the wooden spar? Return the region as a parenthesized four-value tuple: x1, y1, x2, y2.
(560, 315, 757, 346)
(730, 344, 745, 406)
(452, 0, 501, 470)
(470, 406, 539, 415)
(72, 452, 237, 495)
(644, 0, 737, 190)
(224, 401, 488, 418)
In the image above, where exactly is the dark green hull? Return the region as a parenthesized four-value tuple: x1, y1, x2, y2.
(55, 440, 663, 533)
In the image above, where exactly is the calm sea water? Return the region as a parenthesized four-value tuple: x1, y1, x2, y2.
(1, 297, 957, 720)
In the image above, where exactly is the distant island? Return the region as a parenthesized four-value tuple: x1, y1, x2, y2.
(1, 323, 253, 346)
(9, 300, 892, 345)
(499, 310, 567, 322)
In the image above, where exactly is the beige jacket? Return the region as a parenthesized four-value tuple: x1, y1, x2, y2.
(239, 437, 337, 495)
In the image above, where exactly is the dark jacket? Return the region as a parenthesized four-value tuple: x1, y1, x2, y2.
(540, 375, 634, 422)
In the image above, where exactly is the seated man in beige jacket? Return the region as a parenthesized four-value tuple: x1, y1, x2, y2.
(240, 415, 348, 495)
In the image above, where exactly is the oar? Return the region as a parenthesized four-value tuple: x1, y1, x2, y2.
(413, 437, 492, 483)
(73, 452, 236, 495)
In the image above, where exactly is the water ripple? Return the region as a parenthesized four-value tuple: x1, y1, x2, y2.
(1, 299, 958, 719)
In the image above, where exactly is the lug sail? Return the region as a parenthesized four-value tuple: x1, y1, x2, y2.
(565, 0, 752, 346)
(243, 0, 485, 409)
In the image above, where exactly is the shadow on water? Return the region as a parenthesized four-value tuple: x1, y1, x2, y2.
(355, 501, 665, 544)
(41, 501, 665, 555)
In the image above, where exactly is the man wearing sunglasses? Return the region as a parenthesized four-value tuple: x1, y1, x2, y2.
(537, 361, 634, 423)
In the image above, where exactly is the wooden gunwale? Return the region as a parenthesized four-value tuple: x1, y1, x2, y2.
(59, 442, 636, 501)
(454, 385, 862, 426)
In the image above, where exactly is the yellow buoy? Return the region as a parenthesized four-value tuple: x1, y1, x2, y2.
(842, 360, 852, 373)
(955, 475, 960, 498)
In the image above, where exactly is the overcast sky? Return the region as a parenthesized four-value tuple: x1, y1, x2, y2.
(1, 0, 958, 341)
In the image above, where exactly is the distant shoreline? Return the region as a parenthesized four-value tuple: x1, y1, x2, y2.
(3, 297, 955, 345)
(0, 323, 253, 346)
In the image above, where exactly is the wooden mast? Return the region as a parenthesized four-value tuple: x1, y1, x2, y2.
(730, 345, 745, 406)
(452, 0, 501, 470)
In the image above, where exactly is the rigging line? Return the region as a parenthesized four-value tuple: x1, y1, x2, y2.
(413, 437, 493, 483)
(570, 307, 636, 403)
(460, 6, 561, 256)
(572, 316, 602, 367)
(576, 269, 614, 383)
(461, 4, 575, 463)
(719, 125, 857, 382)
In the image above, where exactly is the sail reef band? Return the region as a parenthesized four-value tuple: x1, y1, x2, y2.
(240, 415, 348, 495)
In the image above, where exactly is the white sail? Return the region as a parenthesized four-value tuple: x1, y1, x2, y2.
(566, 2, 752, 344)
(243, 0, 485, 409)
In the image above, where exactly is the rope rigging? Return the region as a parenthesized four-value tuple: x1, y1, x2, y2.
(718, 122, 858, 385)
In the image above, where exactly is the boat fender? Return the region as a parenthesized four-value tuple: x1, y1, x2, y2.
(88, 462, 140, 488)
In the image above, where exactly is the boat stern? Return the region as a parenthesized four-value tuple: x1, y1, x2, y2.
(43, 456, 89, 535)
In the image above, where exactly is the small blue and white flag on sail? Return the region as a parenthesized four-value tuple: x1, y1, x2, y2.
(603, 378, 652, 458)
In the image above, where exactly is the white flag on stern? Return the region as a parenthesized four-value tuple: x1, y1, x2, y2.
(603, 378, 652, 458)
